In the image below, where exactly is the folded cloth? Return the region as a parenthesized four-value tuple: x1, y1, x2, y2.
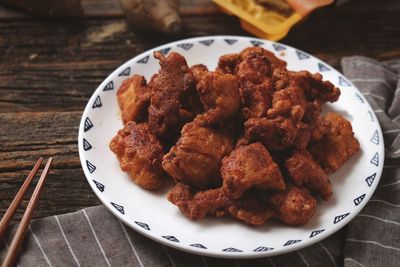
(1, 56, 399, 267)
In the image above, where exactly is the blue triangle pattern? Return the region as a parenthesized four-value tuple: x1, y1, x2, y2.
(93, 180, 104, 192)
(296, 50, 310, 60)
(250, 40, 264, 47)
(339, 76, 351, 86)
(365, 173, 376, 187)
(354, 93, 364, 103)
(353, 194, 366, 206)
(177, 43, 193, 51)
(253, 246, 274, 252)
(119, 67, 130, 76)
(190, 243, 207, 249)
(137, 55, 149, 64)
(367, 111, 374, 122)
(370, 152, 379, 166)
(111, 202, 124, 214)
(284, 240, 301, 246)
(86, 160, 96, 173)
(162, 236, 179, 242)
(318, 62, 330, 72)
(135, 221, 150, 230)
(103, 81, 114, 91)
(310, 229, 325, 238)
(92, 95, 102, 109)
(84, 117, 93, 132)
(224, 39, 237, 45)
(222, 247, 242, 252)
(334, 213, 350, 224)
(273, 43, 286, 51)
(199, 39, 214, 46)
(83, 138, 92, 151)
(371, 130, 379, 145)
(157, 47, 171, 55)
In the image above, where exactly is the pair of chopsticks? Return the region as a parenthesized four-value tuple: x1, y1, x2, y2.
(0, 157, 52, 267)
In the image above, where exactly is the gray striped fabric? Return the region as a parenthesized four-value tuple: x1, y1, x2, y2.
(1, 56, 399, 267)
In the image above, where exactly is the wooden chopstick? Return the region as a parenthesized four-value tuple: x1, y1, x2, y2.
(2, 158, 53, 267)
(0, 157, 43, 239)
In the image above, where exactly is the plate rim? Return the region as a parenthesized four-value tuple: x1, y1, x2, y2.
(78, 35, 385, 259)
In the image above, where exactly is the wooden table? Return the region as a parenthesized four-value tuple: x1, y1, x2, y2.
(1, 0, 399, 222)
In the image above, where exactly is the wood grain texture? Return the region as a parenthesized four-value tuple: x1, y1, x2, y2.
(0, 0, 399, 222)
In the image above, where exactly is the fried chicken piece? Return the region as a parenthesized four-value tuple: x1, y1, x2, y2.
(221, 47, 286, 120)
(117, 75, 151, 124)
(289, 71, 341, 104)
(190, 64, 209, 82)
(167, 183, 225, 219)
(268, 185, 317, 225)
(168, 183, 276, 225)
(241, 80, 273, 119)
(148, 52, 196, 139)
(216, 53, 241, 74)
(310, 112, 360, 174)
(267, 83, 307, 120)
(245, 117, 299, 151)
(162, 122, 234, 189)
(240, 47, 287, 71)
(109, 122, 165, 190)
(221, 142, 286, 199)
(194, 72, 241, 126)
(285, 149, 332, 200)
(236, 50, 272, 84)
(227, 193, 277, 225)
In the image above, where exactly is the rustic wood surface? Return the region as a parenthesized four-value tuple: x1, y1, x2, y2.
(1, 0, 400, 222)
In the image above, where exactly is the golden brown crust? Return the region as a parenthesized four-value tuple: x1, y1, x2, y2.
(117, 75, 151, 124)
(194, 72, 241, 127)
(109, 122, 165, 190)
(285, 149, 332, 200)
(221, 142, 286, 199)
(148, 52, 197, 139)
(162, 122, 233, 189)
(268, 185, 317, 225)
(310, 112, 360, 174)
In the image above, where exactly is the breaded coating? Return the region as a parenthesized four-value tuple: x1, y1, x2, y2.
(267, 83, 307, 120)
(148, 52, 197, 139)
(227, 194, 277, 226)
(195, 72, 241, 126)
(310, 113, 360, 174)
(117, 75, 151, 124)
(241, 80, 273, 119)
(285, 149, 332, 200)
(190, 64, 209, 82)
(240, 47, 287, 71)
(268, 185, 317, 225)
(162, 122, 234, 189)
(221, 142, 286, 199)
(168, 183, 276, 225)
(245, 117, 300, 151)
(236, 49, 272, 84)
(289, 71, 340, 104)
(216, 53, 242, 74)
(167, 183, 226, 220)
(109, 122, 165, 190)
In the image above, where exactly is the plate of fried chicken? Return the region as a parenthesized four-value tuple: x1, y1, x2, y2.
(78, 36, 384, 258)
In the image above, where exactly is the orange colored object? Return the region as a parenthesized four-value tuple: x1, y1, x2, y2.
(213, 0, 333, 40)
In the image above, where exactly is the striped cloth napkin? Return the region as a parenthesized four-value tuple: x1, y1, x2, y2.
(1, 56, 399, 267)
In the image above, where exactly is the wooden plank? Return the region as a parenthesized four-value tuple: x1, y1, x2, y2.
(0, 111, 100, 221)
(0, 0, 219, 19)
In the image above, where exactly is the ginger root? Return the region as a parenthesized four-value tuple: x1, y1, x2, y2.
(119, 0, 181, 36)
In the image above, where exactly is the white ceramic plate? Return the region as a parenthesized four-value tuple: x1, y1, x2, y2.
(78, 36, 384, 259)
